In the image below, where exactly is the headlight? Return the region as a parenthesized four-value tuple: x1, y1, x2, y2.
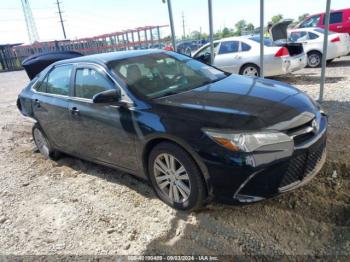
(203, 129, 293, 153)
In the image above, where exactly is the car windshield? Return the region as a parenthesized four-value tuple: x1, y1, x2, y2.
(314, 28, 336, 35)
(249, 36, 274, 46)
(109, 52, 228, 99)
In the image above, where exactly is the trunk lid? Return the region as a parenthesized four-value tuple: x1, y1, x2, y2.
(271, 19, 304, 57)
(271, 19, 293, 42)
(22, 51, 83, 80)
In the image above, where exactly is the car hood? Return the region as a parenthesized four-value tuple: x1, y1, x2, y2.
(154, 74, 318, 131)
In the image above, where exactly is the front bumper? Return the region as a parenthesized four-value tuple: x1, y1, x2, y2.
(201, 115, 327, 204)
(233, 130, 326, 203)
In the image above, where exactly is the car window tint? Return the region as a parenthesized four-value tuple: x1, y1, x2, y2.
(308, 32, 319, 40)
(300, 15, 320, 28)
(241, 42, 251, 51)
(46, 65, 72, 96)
(75, 68, 114, 99)
(326, 12, 343, 24)
(290, 31, 308, 42)
(218, 41, 239, 54)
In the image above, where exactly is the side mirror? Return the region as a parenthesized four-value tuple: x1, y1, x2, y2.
(92, 89, 121, 103)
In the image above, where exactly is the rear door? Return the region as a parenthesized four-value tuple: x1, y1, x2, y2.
(67, 64, 137, 170)
(213, 40, 241, 73)
(31, 64, 73, 150)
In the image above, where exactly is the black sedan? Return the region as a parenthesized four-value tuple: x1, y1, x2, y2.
(17, 50, 327, 210)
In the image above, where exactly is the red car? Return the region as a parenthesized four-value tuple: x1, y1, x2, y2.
(296, 8, 350, 35)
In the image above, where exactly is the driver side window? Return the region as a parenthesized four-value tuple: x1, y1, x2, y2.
(74, 68, 114, 99)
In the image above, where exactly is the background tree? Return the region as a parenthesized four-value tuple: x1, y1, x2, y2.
(271, 14, 284, 24)
(235, 20, 247, 36)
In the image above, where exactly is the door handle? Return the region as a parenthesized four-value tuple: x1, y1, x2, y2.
(235, 55, 242, 59)
(69, 107, 79, 115)
(34, 99, 40, 107)
(337, 25, 343, 29)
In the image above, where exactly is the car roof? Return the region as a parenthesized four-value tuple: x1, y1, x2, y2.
(54, 49, 164, 66)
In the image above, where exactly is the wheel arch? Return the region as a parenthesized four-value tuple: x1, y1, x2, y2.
(307, 49, 322, 56)
(141, 135, 213, 200)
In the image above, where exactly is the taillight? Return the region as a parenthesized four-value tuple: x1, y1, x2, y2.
(275, 47, 289, 57)
(331, 36, 340, 43)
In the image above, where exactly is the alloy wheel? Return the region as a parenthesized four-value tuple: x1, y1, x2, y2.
(153, 153, 191, 203)
(308, 54, 321, 67)
(242, 66, 259, 77)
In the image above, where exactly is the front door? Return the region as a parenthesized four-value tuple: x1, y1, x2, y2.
(67, 65, 137, 170)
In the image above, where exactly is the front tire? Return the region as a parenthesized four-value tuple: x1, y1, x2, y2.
(148, 142, 206, 211)
(32, 123, 60, 160)
(307, 51, 322, 68)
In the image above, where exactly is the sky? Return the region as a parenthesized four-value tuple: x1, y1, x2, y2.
(0, 0, 349, 44)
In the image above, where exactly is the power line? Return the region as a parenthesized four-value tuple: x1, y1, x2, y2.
(55, 0, 66, 39)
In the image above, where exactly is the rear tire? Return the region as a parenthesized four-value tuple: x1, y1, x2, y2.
(148, 142, 206, 211)
(32, 123, 60, 160)
(307, 51, 322, 68)
(239, 64, 260, 77)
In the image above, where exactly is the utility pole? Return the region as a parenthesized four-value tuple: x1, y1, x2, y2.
(182, 12, 186, 39)
(162, 0, 176, 50)
(55, 0, 66, 39)
(319, 0, 332, 102)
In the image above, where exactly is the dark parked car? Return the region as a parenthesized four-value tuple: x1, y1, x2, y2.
(17, 50, 327, 210)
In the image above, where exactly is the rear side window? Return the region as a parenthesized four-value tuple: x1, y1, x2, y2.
(218, 41, 239, 54)
(241, 42, 251, 51)
(308, 32, 319, 40)
(46, 65, 72, 96)
(75, 68, 114, 99)
(326, 12, 343, 24)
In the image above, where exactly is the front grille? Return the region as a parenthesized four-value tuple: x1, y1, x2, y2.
(280, 139, 326, 188)
(305, 140, 326, 174)
(279, 153, 307, 187)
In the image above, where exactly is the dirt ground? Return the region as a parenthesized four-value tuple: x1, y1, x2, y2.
(0, 56, 349, 257)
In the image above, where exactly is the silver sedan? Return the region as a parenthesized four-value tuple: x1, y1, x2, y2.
(192, 36, 307, 77)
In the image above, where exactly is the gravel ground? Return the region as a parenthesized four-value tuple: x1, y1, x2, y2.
(0, 56, 349, 257)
